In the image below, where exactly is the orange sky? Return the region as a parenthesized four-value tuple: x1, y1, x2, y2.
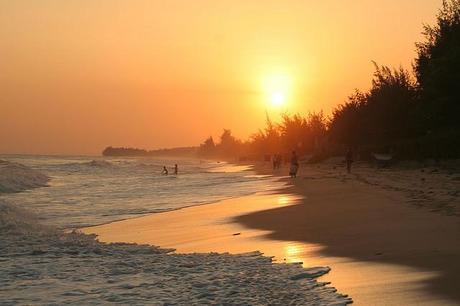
(0, 0, 441, 155)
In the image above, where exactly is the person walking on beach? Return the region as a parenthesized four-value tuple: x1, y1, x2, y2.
(174, 164, 178, 175)
(289, 150, 299, 178)
(273, 154, 280, 170)
(162, 166, 168, 175)
(346, 148, 353, 173)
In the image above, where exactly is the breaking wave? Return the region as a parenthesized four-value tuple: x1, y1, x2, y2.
(0, 159, 351, 305)
(1, 157, 283, 228)
(0, 197, 351, 305)
(0, 160, 49, 193)
(80, 160, 114, 168)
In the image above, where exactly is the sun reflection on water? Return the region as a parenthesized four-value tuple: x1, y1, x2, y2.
(277, 195, 291, 205)
(283, 243, 306, 264)
(277, 194, 304, 206)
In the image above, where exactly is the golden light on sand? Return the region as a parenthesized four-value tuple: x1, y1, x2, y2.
(283, 243, 305, 263)
(278, 195, 290, 205)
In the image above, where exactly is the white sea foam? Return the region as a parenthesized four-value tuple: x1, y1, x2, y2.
(0, 160, 49, 193)
(0, 199, 351, 305)
(0, 156, 283, 228)
(86, 159, 114, 167)
(0, 157, 352, 304)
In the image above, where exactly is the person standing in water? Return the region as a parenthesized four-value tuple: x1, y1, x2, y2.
(174, 164, 178, 175)
(346, 148, 353, 173)
(162, 166, 168, 175)
(289, 150, 299, 178)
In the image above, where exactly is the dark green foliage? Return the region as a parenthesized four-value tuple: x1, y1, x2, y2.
(103, 147, 149, 156)
(251, 115, 282, 156)
(415, 0, 460, 130)
(216, 129, 242, 158)
(329, 64, 417, 148)
(198, 136, 216, 157)
(328, 0, 460, 158)
(102, 146, 197, 157)
(366, 64, 418, 142)
(250, 112, 327, 158)
(279, 112, 327, 154)
(197, 112, 328, 160)
(328, 91, 367, 146)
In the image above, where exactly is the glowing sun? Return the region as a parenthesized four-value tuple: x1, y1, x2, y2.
(270, 91, 286, 107)
(262, 74, 291, 109)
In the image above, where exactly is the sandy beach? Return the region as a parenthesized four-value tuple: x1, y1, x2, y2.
(84, 161, 460, 305)
(3, 1, 460, 304)
(1, 157, 352, 305)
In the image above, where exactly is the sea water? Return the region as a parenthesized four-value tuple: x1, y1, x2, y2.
(0, 155, 352, 305)
(0, 155, 281, 229)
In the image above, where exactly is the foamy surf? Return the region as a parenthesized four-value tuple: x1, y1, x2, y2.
(0, 158, 352, 305)
(0, 156, 284, 228)
(0, 199, 351, 305)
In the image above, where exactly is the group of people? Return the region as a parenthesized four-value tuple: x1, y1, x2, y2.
(271, 151, 300, 178)
(281, 148, 354, 178)
(160, 148, 354, 178)
(273, 151, 300, 178)
(162, 164, 178, 175)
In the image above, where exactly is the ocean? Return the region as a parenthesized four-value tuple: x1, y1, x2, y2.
(0, 155, 350, 305)
(0, 155, 282, 229)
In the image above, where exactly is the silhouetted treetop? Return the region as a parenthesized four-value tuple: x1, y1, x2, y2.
(102, 146, 197, 157)
(415, 0, 460, 129)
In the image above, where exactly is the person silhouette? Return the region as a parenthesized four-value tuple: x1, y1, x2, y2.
(346, 148, 353, 173)
(289, 150, 299, 178)
(162, 166, 168, 175)
(174, 164, 178, 175)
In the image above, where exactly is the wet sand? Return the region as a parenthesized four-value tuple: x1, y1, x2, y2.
(84, 163, 460, 305)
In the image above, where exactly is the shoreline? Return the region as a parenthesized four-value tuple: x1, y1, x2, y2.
(240, 162, 460, 305)
(1, 158, 352, 304)
(83, 160, 460, 305)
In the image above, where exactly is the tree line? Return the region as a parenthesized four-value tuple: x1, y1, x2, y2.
(199, 0, 460, 161)
(103, 146, 197, 157)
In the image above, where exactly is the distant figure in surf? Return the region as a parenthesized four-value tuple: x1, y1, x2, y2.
(162, 166, 168, 175)
(345, 148, 353, 173)
(289, 151, 299, 178)
(174, 164, 178, 175)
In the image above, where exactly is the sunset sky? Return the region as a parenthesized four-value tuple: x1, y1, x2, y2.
(0, 0, 441, 155)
